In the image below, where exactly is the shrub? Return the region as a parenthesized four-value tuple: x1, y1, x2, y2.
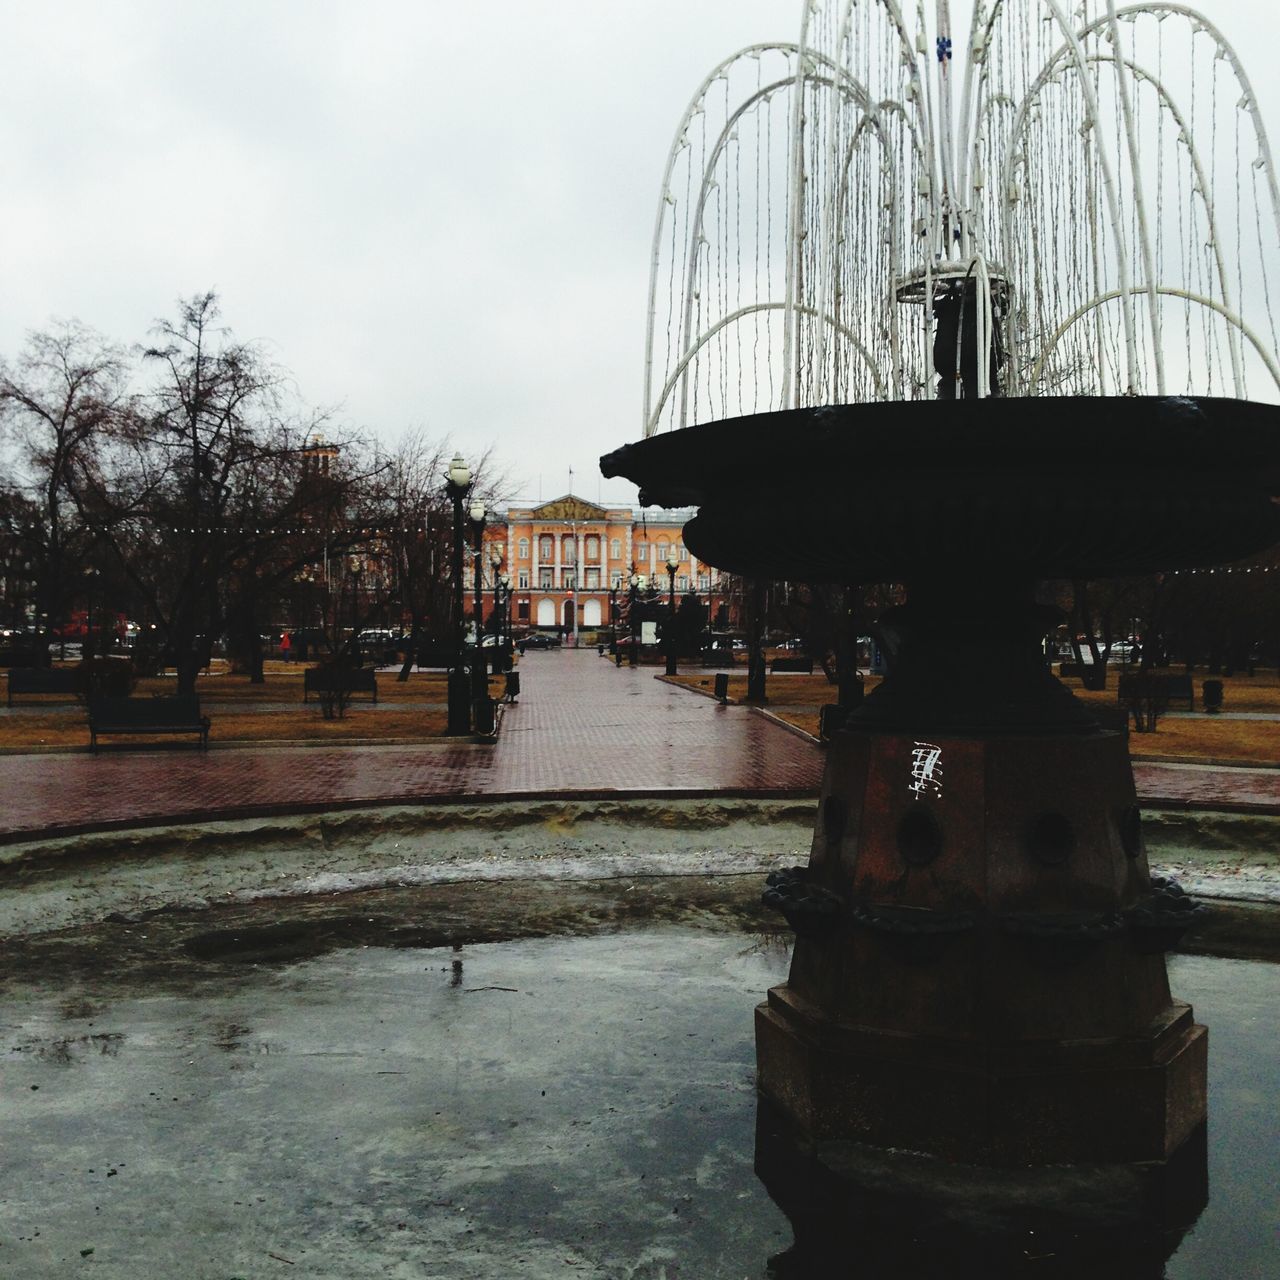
(76, 656, 136, 701)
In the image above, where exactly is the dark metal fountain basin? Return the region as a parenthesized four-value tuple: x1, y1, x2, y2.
(602, 392, 1280, 1169)
(600, 396, 1280, 582)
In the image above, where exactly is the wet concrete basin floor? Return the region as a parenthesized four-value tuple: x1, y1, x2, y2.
(0, 896, 1276, 1278)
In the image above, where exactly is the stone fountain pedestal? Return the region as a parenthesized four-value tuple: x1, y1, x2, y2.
(602, 395, 1279, 1170)
(755, 582, 1210, 1165)
(756, 726, 1206, 1165)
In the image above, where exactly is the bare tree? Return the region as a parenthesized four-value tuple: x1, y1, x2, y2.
(0, 321, 132, 662)
(367, 433, 510, 681)
(69, 293, 301, 693)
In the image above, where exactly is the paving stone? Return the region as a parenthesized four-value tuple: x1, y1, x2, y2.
(0, 652, 1274, 841)
(0, 653, 820, 840)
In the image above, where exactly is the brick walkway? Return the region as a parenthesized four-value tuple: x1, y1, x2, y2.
(0, 652, 821, 842)
(0, 651, 1275, 843)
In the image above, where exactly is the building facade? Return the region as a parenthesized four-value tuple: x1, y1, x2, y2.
(470, 496, 731, 635)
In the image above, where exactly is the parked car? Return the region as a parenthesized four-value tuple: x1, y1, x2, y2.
(517, 632, 561, 652)
(702, 635, 747, 654)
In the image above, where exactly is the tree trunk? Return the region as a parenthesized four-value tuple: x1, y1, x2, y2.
(175, 651, 200, 696)
(247, 629, 265, 684)
(397, 621, 422, 683)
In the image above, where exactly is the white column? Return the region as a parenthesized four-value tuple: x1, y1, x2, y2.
(554, 527, 562, 588)
(532, 521, 541, 588)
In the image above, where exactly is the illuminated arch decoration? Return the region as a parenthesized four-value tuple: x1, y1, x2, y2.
(643, 0, 1279, 434)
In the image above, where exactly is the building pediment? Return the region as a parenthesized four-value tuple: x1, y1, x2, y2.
(532, 496, 609, 522)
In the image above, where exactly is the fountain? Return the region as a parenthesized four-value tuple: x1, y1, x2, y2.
(603, 0, 1280, 1186)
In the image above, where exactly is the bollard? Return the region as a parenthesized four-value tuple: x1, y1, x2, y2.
(504, 669, 521, 703)
(714, 672, 730, 703)
(446, 667, 472, 735)
(1202, 679, 1223, 713)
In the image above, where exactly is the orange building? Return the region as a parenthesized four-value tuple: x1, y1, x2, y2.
(471, 496, 730, 636)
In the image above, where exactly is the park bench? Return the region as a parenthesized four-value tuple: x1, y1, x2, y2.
(1092, 704, 1132, 736)
(89, 695, 210, 752)
(1117, 672, 1194, 711)
(7, 666, 79, 707)
(414, 649, 456, 670)
(701, 645, 742, 667)
(303, 666, 378, 703)
(1164, 674, 1195, 710)
(770, 655, 815, 674)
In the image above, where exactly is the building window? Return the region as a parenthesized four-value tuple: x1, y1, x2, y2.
(610, 538, 621, 560)
(677, 543, 686, 561)
(518, 570, 530, 588)
(677, 575, 689, 592)
(698, 573, 709, 591)
(657, 542, 669, 561)
(585, 535, 599, 560)
(563, 537, 576, 563)
(518, 538, 529, 560)
(586, 569, 600, 589)
(611, 570, 623, 588)
(540, 569, 553, 588)
(540, 536, 552, 561)
(635, 543, 648, 564)
(563, 571, 575, 589)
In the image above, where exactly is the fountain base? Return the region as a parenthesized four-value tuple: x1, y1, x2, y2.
(755, 1097, 1208, 1276)
(757, 992, 1207, 1166)
(757, 724, 1208, 1166)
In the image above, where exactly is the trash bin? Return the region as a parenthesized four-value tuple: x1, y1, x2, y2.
(474, 696, 496, 736)
(504, 670, 521, 703)
(1202, 679, 1224, 713)
(714, 672, 730, 703)
(819, 703, 850, 741)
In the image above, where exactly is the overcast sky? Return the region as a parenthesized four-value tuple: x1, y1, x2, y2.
(1, 1, 1275, 508)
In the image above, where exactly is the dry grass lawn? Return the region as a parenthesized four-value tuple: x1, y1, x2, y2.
(669, 671, 880, 708)
(666, 668, 1280, 766)
(0, 661, 509, 749)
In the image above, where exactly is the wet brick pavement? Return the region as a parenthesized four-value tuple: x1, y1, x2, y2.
(0, 652, 822, 841)
(0, 650, 1275, 842)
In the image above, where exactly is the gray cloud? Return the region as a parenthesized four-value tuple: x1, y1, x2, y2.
(1, 1, 1274, 505)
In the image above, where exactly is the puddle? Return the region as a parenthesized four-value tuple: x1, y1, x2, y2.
(0, 923, 1275, 1277)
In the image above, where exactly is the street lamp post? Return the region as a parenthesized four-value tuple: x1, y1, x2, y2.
(665, 554, 679, 676)
(444, 453, 472, 735)
(627, 571, 640, 667)
(496, 571, 511, 669)
(469, 499, 487, 710)
(83, 567, 99, 659)
(489, 550, 506, 671)
(745, 577, 767, 703)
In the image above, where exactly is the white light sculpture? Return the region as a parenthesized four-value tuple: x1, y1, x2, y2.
(643, 0, 1280, 434)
